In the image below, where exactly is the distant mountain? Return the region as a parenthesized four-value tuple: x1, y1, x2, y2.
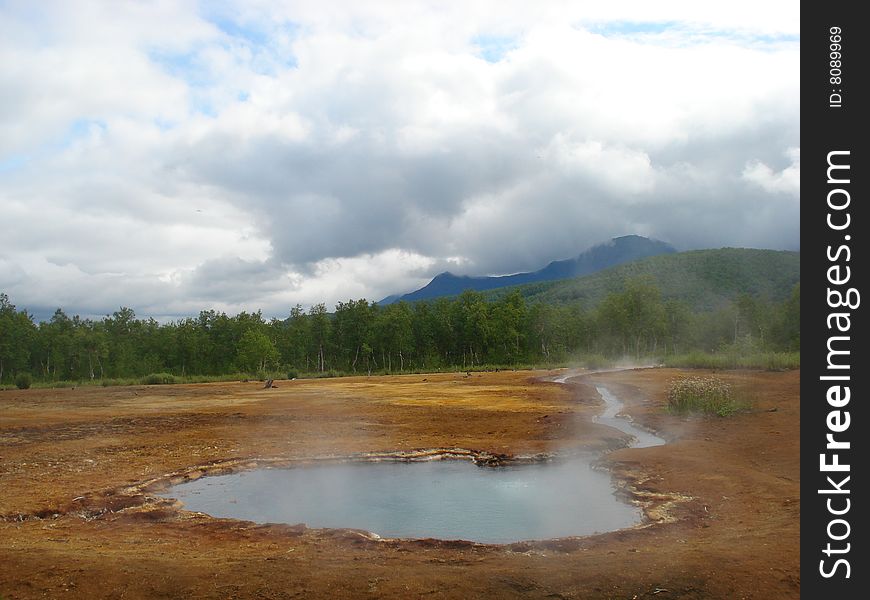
(381, 235, 676, 304)
(482, 248, 801, 311)
(378, 294, 403, 305)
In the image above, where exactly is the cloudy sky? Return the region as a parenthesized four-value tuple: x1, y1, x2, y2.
(0, 0, 799, 320)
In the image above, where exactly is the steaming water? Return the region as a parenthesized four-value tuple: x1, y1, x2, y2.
(552, 370, 665, 448)
(158, 378, 664, 542)
(594, 385, 666, 448)
(158, 459, 640, 543)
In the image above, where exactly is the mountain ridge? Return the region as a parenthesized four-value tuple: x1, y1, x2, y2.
(381, 235, 676, 304)
(482, 247, 800, 311)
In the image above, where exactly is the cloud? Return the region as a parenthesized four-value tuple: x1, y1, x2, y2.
(742, 147, 800, 196)
(0, 1, 799, 318)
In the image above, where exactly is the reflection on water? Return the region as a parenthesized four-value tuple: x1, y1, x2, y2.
(159, 458, 641, 543)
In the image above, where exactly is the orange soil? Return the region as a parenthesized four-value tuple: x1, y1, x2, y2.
(0, 368, 799, 599)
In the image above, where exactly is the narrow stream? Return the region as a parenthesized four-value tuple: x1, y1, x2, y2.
(554, 369, 665, 448)
(594, 385, 665, 448)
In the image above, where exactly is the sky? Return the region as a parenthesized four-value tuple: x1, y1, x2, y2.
(0, 0, 800, 321)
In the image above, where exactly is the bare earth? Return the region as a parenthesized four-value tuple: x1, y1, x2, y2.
(0, 368, 799, 599)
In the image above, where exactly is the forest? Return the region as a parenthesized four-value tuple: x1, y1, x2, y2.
(0, 277, 800, 387)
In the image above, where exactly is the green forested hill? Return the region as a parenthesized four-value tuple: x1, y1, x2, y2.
(484, 248, 800, 310)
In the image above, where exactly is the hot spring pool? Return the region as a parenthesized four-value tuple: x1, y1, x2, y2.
(157, 383, 662, 543)
(158, 458, 642, 543)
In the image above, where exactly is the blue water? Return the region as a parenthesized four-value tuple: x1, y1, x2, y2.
(158, 458, 641, 543)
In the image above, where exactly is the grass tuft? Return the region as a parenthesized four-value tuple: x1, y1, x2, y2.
(141, 372, 176, 385)
(667, 376, 751, 417)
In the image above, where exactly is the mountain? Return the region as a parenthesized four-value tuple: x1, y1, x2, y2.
(482, 248, 800, 311)
(377, 294, 403, 305)
(381, 235, 676, 304)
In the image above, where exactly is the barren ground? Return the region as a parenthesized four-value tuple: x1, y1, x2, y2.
(0, 368, 799, 599)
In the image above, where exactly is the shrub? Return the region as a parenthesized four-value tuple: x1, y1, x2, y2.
(667, 376, 748, 417)
(287, 370, 299, 380)
(141, 372, 176, 385)
(15, 373, 32, 390)
(576, 354, 610, 370)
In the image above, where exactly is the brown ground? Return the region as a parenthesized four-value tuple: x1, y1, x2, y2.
(0, 368, 799, 599)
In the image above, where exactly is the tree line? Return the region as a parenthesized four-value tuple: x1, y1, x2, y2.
(0, 279, 799, 384)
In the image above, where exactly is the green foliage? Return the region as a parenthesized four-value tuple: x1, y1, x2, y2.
(1, 293, 37, 384)
(308, 303, 331, 372)
(667, 376, 749, 416)
(485, 248, 800, 311)
(312, 369, 341, 378)
(1, 267, 799, 389)
(663, 351, 800, 371)
(15, 372, 32, 389)
(100, 378, 134, 387)
(141, 372, 176, 385)
(574, 354, 611, 370)
(236, 329, 279, 373)
(596, 276, 666, 357)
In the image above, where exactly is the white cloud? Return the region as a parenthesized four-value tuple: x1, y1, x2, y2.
(0, 1, 799, 318)
(742, 147, 800, 196)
